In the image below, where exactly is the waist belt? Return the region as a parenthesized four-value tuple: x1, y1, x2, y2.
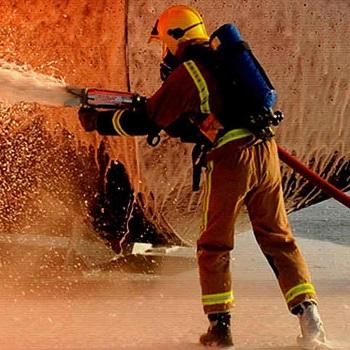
(191, 128, 271, 191)
(214, 128, 253, 149)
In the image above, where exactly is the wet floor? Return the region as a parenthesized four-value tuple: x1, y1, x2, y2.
(0, 197, 349, 350)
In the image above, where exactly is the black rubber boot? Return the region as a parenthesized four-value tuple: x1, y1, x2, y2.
(199, 312, 234, 348)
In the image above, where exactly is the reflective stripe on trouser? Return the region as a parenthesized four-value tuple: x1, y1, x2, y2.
(197, 137, 317, 314)
(202, 291, 235, 307)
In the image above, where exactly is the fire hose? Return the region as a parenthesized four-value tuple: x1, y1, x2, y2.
(278, 146, 350, 209)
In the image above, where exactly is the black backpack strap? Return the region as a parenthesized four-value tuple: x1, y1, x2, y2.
(192, 143, 210, 191)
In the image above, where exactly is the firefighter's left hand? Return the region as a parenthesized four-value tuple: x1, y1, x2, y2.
(78, 107, 98, 132)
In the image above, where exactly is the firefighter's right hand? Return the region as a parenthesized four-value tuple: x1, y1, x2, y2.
(78, 107, 98, 132)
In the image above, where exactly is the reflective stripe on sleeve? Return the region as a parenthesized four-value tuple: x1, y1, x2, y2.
(285, 283, 316, 304)
(202, 290, 234, 306)
(112, 109, 130, 136)
(215, 128, 253, 149)
(183, 60, 210, 114)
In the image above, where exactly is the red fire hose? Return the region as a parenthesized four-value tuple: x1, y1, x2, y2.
(278, 146, 350, 209)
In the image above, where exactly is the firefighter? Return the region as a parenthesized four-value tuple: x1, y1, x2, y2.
(78, 5, 328, 349)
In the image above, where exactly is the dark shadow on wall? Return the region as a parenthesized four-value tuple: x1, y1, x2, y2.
(89, 141, 182, 255)
(281, 152, 350, 212)
(280, 151, 349, 247)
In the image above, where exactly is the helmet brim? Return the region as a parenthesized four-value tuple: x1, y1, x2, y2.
(148, 20, 160, 43)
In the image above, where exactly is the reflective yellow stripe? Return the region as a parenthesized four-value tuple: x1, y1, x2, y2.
(215, 128, 253, 149)
(184, 60, 210, 114)
(112, 109, 130, 136)
(202, 291, 234, 306)
(201, 160, 213, 231)
(285, 283, 316, 304)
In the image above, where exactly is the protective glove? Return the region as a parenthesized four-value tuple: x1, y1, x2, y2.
(78, 107, 98, 132)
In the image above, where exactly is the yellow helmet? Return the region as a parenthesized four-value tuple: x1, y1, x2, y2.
(149, 5, 209, 55)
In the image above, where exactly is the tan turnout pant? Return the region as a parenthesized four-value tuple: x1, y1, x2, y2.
(197, 137, 317, 314)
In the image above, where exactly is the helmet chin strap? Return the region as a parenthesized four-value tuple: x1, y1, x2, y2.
(167, 22, 203, 40)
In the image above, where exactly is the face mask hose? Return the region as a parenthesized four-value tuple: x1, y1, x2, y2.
(160, 50, 179, 81)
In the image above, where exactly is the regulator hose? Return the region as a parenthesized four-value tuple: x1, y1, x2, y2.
(278, 146, 350, 209)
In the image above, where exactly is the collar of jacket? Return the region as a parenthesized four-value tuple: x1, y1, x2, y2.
(175, 39, 210, 63)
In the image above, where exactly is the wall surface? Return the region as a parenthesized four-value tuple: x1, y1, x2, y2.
(0, 1, 349, 246)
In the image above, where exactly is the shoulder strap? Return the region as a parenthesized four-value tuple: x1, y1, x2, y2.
(192, 143, 210, 191)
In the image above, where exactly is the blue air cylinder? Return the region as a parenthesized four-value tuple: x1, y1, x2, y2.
(210, 23, 277, 112)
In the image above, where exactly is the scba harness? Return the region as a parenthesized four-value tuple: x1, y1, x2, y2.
(150, 23, 284, 190)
